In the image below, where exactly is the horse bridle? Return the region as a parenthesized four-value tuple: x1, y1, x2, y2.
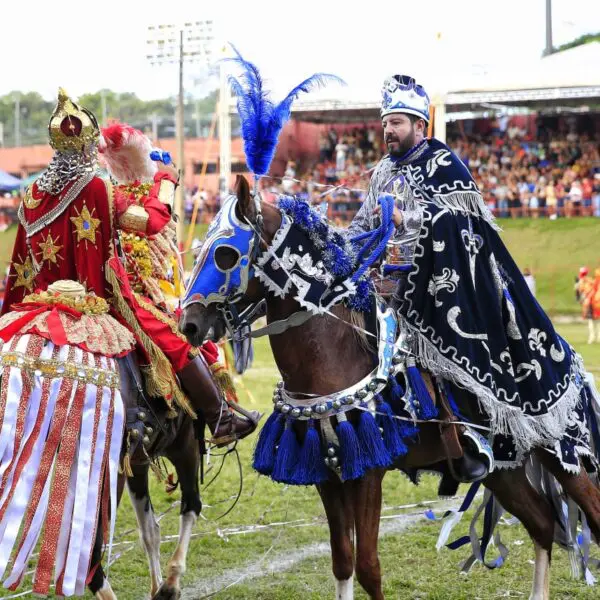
(215, 193, 315, 342)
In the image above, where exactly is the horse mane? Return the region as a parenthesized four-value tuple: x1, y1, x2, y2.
(333, 304, 372, 356)
(277, 196, 373, 314)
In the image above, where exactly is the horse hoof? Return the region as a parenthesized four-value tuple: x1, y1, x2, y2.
(152, 584, 181, 600)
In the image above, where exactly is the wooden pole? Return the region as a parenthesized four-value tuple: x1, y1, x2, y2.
(184, 108, 219, 252)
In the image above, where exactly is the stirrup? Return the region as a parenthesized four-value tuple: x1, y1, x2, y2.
(208, 401, 262, 448)
(224, 397, 262, 426)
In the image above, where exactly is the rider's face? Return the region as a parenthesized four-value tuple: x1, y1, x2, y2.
(382, 114, 424, 157)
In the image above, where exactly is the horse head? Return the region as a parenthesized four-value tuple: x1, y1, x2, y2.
(180, 175, 281, 345)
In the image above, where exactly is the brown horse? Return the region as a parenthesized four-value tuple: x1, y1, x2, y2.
(180, 176, 600, 600)
(87, 355, 203, 600)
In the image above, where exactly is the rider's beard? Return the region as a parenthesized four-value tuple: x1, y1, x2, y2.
(386, 126, 416, 157)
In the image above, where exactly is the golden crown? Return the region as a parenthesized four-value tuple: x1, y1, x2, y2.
(48, 88, 100, 152)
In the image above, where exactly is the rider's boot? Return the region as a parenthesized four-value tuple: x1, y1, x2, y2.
(177, 357, 260, 447)
(452, 428, 493, 483)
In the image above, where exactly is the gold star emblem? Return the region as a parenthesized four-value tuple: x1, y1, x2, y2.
(13, 257, 35, 291)
(70, 204, 101, 245)
(37, 233, 63, 265)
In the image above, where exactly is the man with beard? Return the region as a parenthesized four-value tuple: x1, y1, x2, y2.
(347, 75, 594, 488)
(349, 75, 433, 309)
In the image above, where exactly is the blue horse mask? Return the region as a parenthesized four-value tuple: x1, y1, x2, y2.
(183, 195, 257, 308)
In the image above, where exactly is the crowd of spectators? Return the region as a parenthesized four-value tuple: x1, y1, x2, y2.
(256, 119, 600, 224)
(177, 117, 600, 226)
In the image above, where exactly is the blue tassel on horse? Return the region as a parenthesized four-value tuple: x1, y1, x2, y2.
(406, 359, 438, 419)
(272, 418, 300, 484)
(357, 404, 393, 469)
(253, 411, 285, 475)
(376, 396, 408, 459)
(291, 420, 330, 485)
(388, 377, 406, 415)
(336, 413, 365, 481)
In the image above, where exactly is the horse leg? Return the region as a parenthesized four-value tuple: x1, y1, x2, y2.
(351, 468, 385, 600)
(531, 542, 551, 600)
(536, 449, 600, 542)
(88, 472, 126, 599)
(154, 420, 202, 600)
(128, 463, 163, 597)
(317, 477, 355, 600)
(88, 519, 117, 600)
(484, 466, 554, 600)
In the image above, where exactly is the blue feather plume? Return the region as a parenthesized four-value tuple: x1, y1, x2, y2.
(227, 45, 344, 177)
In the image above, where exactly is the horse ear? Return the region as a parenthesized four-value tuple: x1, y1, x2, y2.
(235, 175, 256, 222)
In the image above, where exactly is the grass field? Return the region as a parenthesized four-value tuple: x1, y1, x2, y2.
(0, 217, 599, 598)
(3, 324, 598, 599)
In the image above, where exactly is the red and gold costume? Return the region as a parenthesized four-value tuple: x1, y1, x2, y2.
(0, 90, 131, 597)
(0, 95, 258, 597)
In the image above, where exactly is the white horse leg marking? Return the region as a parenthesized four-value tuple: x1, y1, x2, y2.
(335, 577, 353, 600)
(165, 511, 198, 589)
(127, 485, 162, 596)
(529, 542, 550, 600)
(95, 578, 118, 600)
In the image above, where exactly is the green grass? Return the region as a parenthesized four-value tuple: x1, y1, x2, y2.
(2, 324, 598, 599)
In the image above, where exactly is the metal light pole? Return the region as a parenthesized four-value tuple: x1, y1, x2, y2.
(146, 21, 215, 241)
(543, 0, 553, 56)
(218, 53, 232, 199)
(14, 94, 21, 148)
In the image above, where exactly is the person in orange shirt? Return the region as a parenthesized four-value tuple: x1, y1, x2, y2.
(577, 266, 599, 343)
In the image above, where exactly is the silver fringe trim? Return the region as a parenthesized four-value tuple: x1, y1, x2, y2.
(432, 191, 500, 231)
(405, 322, 582, 457)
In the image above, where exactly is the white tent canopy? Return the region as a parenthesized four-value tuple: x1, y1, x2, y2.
(289, 42, 600, 118)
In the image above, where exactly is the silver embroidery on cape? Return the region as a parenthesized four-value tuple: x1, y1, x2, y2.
(447, 306, 488, 341)
(427, 268, 459, 307)
(528, 329, 548, 357)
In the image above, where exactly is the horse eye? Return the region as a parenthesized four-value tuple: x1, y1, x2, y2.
(214, 246, 240, 271)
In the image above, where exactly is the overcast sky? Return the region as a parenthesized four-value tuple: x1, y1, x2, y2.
(1, 0, 598, 102)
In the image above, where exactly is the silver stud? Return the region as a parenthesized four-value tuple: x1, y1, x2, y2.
(144, 426, 153, 435)
(138, 411, 147, 421)
(316, 404, 327, 414)
(302, 407, 313, 417)
(369, 381, 378, 391)
(343, 396, 354, 405)
(329, 457, 339, 468)
(277, 381, 284, 389)
(281, 404, 291, 414)
(327, 447, 336, 457)
(357, 390, 368, 399)
(291, 407, 301, 418)
(142, 435, 151, 445)
(392, 355, 402, 365)
(275, 400, 284, 411)
(333, 399, 342, 410)
(324, 457, 331, 467)
(130, 429, 140, 440)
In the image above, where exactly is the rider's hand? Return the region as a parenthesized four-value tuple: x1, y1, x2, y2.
(374, 204, 403, 227)
(392, 206, 403, 227)
(157, 161, 179, 182)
